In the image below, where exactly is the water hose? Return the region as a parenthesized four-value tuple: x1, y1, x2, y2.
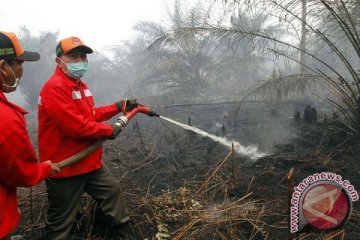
(54, 138, 106, 169)
(54, 103, 159, 169)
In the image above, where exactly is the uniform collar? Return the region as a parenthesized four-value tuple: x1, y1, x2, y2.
(0, 91, 28, 115)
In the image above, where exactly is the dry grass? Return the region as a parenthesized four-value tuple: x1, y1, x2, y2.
(16, 142, 360, 239)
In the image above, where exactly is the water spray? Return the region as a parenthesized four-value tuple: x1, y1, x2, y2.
(159, 116, 265, 160)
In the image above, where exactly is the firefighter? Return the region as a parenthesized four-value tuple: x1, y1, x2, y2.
(0, 31, 60, 240)
(38, 36, 138, 239)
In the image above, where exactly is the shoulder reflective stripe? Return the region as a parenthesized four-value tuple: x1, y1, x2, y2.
(84, 89, 92, 97)
(72, 91, 82, 99)
(38, 96, 42, 105)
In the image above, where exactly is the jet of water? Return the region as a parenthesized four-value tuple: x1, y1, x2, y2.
(160, 116, 266, 160)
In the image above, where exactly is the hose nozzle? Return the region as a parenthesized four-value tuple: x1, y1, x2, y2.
(122, 104, 159, 120)
(146, 110, 160, 117)
(116, 116, 129, 127)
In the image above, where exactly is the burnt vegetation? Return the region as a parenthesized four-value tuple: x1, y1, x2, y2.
(13, 0, 360, 239)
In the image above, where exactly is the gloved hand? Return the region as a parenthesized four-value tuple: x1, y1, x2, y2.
(116, 99, 139, 112)
(109, 123, 122, 139)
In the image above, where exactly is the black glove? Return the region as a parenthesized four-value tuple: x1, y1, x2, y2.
(109, 123, 122, 139)
(116, 99, 139, 112)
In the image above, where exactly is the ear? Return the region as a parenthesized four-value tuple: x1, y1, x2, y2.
(0, 60, 7, 75)
(55, 57, 63, 68)
(0, 60, 8, 90)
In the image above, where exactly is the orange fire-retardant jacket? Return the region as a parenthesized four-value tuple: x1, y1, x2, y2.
(38, 67, 120, 178)
(0, 91, 52, 238)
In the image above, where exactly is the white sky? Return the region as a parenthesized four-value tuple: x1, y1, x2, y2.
(0, 0, 172, 52)
(0, 0, 175, 104)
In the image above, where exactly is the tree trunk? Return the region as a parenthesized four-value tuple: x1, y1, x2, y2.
(300, 0, 307, 73)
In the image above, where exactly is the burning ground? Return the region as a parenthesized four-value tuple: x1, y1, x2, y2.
(17, 101, 360, 239)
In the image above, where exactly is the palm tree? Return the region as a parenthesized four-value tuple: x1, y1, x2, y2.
(154, 0, 360, 136)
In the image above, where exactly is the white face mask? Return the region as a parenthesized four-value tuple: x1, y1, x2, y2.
(1, 61, 20, 93)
